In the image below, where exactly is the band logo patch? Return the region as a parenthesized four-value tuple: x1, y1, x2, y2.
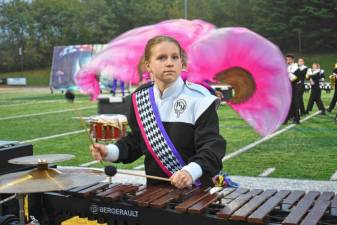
(174, 99, 187, 118)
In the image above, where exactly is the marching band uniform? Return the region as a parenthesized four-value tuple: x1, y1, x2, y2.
(306, 68, 326, 114)
(104, 76, 226, 187)
(327, 68, 337, 113)
(296, 64, 308, 115)
(319, 68, 326, 91)
(285, 62, 301, 124)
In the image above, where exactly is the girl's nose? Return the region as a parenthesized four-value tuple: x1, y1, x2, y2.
(166, 58, 174, 66)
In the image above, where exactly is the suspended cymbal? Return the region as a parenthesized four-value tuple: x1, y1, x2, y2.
(8, 154, 75, 165)
(0, 167, 106, 193)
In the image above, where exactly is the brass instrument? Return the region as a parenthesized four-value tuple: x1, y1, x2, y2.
(330, 74, 336, 90)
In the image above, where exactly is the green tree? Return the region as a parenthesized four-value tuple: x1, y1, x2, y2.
(1, 0, 336, 72)
(0, 0, 32, 71)
(253, 0, 337, 52)
(295, 0, 337, 51)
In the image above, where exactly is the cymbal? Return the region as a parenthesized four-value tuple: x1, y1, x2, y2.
(0, 167, 106, 193)
(8, 154, 75, 165)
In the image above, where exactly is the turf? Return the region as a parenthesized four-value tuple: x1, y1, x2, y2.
(1, 87, 336, 225)
(0, 87, 336, 181)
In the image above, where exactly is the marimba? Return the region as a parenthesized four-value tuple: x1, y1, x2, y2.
(42, 182, 337, 225)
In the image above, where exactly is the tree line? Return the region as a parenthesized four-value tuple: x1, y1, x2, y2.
(0, 0, 336, 72)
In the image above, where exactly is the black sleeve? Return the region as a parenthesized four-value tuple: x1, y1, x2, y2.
(294, 68, 301, 76)
(310, 71, 321, 79)
(320, 70, 325, 78)
(115, 95, 143, 163)
(304, 68, 308, 75)
(189, 102, 226, 177)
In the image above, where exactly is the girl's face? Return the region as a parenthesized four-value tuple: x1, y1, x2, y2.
(146, 42, 183, 85)
(298, 59, 304, 66)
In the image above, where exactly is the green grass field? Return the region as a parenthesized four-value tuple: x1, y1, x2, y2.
(0, 69, 50, 86)
(1, 86, 336, 181)
(1, 86, 336, 225)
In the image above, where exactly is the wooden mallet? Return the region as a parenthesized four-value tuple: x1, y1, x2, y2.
(104, 165, 170, 182)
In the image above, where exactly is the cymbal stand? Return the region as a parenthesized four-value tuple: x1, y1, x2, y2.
(16, 193, 26, 225)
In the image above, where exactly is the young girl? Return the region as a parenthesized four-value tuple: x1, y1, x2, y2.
(90, 35, 226, 189)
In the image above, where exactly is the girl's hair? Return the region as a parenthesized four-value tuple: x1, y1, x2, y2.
(143, 35, 187, 67)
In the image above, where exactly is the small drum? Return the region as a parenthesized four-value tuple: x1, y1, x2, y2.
(88, 114, 128, 142)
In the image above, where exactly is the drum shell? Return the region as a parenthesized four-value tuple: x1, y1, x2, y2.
(89, 118, 127, 142)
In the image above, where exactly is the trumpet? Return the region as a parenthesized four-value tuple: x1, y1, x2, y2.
(330, 74, 336, 90)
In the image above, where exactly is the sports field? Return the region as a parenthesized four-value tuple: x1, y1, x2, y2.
(1, 86, 337, 224)
(1, 86, 336, 181)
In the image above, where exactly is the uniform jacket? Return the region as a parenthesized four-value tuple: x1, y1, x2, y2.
(115, 77, 226, 187)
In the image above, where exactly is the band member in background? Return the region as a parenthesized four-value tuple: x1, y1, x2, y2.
(296, 58, 308, 116)
(284, 54, 301, 124)
(111, 79, 126, 96)
(90, 35, 226, 189)
(327, 63, 337, 113)
(318, 64, 326, 92)
(306, 63, 326, 115)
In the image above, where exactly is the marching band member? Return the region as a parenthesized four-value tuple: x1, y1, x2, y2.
(306, 63, 326, 114)
(327, 63, 337, 114)
(318, 64, 326, 92)
(284, 54, 301, 124)
(297, 58, 308, 116)
(90, 35, 226, 189)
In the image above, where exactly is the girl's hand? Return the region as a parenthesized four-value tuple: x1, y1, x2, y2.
(90, 143, 108, 160)
(170, 170, 193, 189)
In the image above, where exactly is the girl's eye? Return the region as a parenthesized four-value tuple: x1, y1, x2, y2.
(157, 55, 167, 61)
(172, 55, 179, 60)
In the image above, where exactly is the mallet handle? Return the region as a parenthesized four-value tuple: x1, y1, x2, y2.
(118, 171, 170, 182)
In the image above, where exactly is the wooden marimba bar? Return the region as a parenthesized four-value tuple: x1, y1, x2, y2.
(42, 182, 337, 225)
